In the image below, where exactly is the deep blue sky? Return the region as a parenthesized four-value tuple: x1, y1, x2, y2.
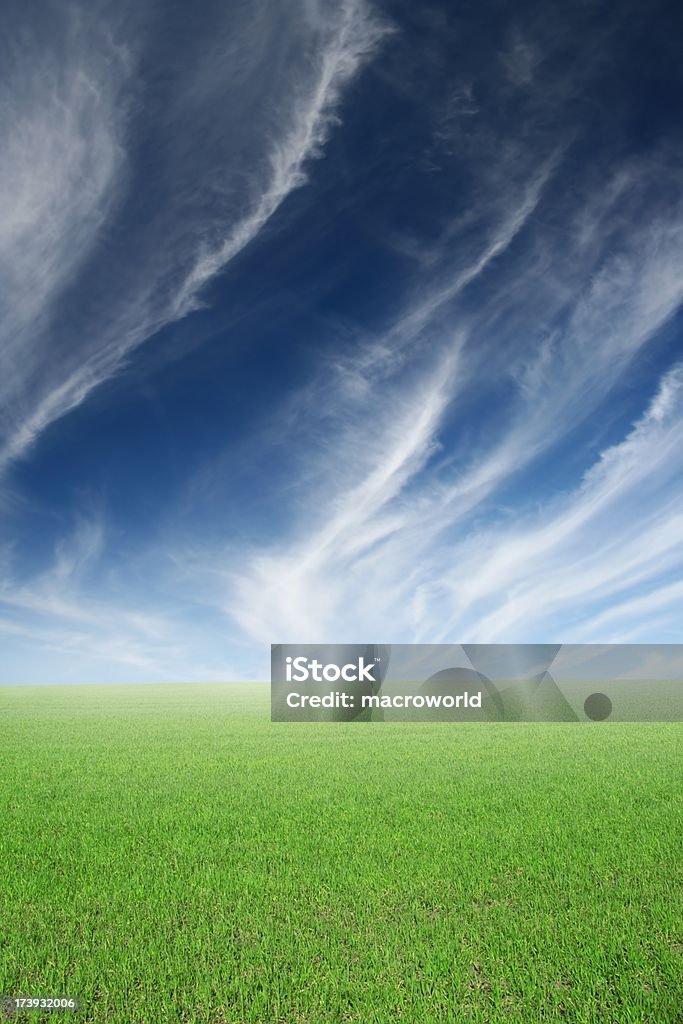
(1, 0, 683, 682)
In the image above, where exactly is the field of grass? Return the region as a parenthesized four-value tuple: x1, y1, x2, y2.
(1, 684, 681, 1023)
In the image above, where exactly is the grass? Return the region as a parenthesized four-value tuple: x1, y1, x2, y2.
(0, 683, 681, 1023)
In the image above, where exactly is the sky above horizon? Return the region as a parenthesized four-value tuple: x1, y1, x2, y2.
(2, 0, 683, 683)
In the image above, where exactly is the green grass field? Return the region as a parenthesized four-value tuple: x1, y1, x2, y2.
(1, 684, 681, 1023)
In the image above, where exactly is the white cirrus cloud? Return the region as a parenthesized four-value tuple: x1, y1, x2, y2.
(0, 0, 388, 477)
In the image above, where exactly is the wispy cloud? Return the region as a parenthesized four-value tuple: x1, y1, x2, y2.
(225, 350, 683, 655)
(441, 364, 683, 642)
(229, 348, 460, 641)
(0, 0, 390, 681)
(0, 510, 242, 682)
(223, 146, 683, 656)
(172, 0, 390, 316)
(0, 0, 386, 476)
(0, 10, 128, 465)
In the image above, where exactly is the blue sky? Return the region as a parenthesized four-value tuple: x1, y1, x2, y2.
(1, 0, 683, 683)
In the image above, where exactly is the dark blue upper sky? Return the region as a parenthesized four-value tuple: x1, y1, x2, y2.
(1, 0, 683, 681)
